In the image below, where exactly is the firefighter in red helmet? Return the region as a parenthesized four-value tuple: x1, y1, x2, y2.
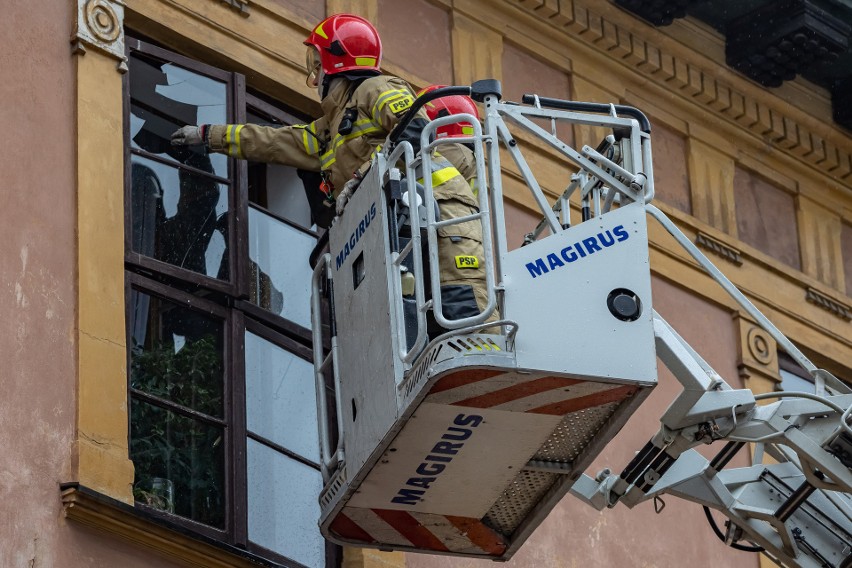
(417, 85, 481, 191)
(171, 14, 496, 328)
(418, 85, 480, 139)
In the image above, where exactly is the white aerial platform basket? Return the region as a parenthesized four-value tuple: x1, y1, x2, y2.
(310, 83, 659, 559)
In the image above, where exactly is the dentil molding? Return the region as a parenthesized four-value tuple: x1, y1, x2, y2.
(506, 0, 852, 187)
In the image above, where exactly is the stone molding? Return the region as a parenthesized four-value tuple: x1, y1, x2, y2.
(72, 0, 128, 72)
(805, 286, 852, 321)
(218, 0, 250, 17)
(695, 231, 743, 265)
(746, 325, 775, 367)
(61, 485, 274, 568)
(796, 193, 846, 291)
(505, 0, 852, 185)
(734, 314, 781, 386)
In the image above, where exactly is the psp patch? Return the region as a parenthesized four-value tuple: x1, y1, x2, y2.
(389, 95, 414, 115)
(455, 255, 479, 269)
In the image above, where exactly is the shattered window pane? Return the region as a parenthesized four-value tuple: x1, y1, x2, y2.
(128, 53, 228, 178)
(131, 154, 230, 280)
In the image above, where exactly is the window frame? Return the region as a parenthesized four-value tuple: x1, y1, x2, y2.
(123, 36, 337, 567)
(125, 271, 234, 541)
(123, 38, 248, 298)
(240, 316, 330, 564)
(240, 91, 322, 343)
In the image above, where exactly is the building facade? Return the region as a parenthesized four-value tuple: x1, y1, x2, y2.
(1, 1, 850, 567)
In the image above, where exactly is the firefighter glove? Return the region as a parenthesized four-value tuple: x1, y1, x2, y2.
(336, 176, 361, 216)
(171, 125, 207, 146)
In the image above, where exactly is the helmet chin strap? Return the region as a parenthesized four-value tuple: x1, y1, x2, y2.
(319, 70, 379, 99)
(319, 72, 337, 100)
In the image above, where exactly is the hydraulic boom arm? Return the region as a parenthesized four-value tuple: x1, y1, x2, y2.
(571, 287, 852, 568)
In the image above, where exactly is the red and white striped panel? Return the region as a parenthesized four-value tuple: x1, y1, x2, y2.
(329, 506, 507, 556)
(424, 369, 637, 415)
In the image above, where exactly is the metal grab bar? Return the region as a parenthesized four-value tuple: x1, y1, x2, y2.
(424, 319, 520, 352)
(310, 253, 345, 480)
(419, 113, 498, 330)
(382, 141, 430, 365)
(520, 94, 652, 133)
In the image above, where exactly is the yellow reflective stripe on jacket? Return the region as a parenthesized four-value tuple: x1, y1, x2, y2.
(371, 88, 413, 120)
(233, 125, 244, 159)
(293, 123, 321, 156)
(417, 166, 462, 188)
(415, 154, 462, 187)
(306, 123, 321, 155)
(320, 118, 382, 171)
(300, 127, 311, 154)
(331, 118, 382, 150)
(320, 149, 336, 169)
(431, 166, 461, 187)
(223, 125, 245, 158)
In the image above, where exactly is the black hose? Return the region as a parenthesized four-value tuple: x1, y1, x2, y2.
(388, 86, 473, 147)
(702, 441, 764, 552)
(702, 506, 765, 553)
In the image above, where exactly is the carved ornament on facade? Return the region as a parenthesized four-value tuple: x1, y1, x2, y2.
(735, 316, 780, 384)
(72, 0, 127, 72)
(506, 0, 852, 184)
(218, 0, 251, 17)
(695, 231, 743, 265)
(746, 326, 774, 366)
(805, 287, 852, 321)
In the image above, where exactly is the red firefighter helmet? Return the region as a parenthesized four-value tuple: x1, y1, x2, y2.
(304, 14, 382, 85)
(417, 85, 480, 139)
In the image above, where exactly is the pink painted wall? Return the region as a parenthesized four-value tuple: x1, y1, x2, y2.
(650, 122, 692, 215)
(734, 166, 801, 270)
(841, 221, 852, 297)
(406, 262, 757, 568)
(377, 0, 453, 86)
(0, 3, 182, 566)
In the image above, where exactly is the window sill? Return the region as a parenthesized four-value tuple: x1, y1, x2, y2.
(61, 484, 283, 568)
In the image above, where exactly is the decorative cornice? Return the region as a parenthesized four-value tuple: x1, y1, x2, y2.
(505, 0, 852, 186)
(726, 0, 849, 89)
(217, 0, 250, 17)
(72, 0, 127, 72)
(614, 0, 689, 26)
(695, 231, 743, 265)
(805, 287, 852, 321)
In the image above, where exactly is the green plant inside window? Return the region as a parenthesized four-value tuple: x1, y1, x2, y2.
(130, 335, 226, 528)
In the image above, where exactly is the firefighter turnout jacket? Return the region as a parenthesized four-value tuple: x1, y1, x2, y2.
(204, 74, 496, 325)
(206, 75, 420, 195)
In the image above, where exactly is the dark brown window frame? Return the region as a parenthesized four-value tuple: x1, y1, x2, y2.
(123, 37, 338, 568)
(124, 38, 247, 298)
(126, 271, 233, 542)
(241, 91, 322, 345)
